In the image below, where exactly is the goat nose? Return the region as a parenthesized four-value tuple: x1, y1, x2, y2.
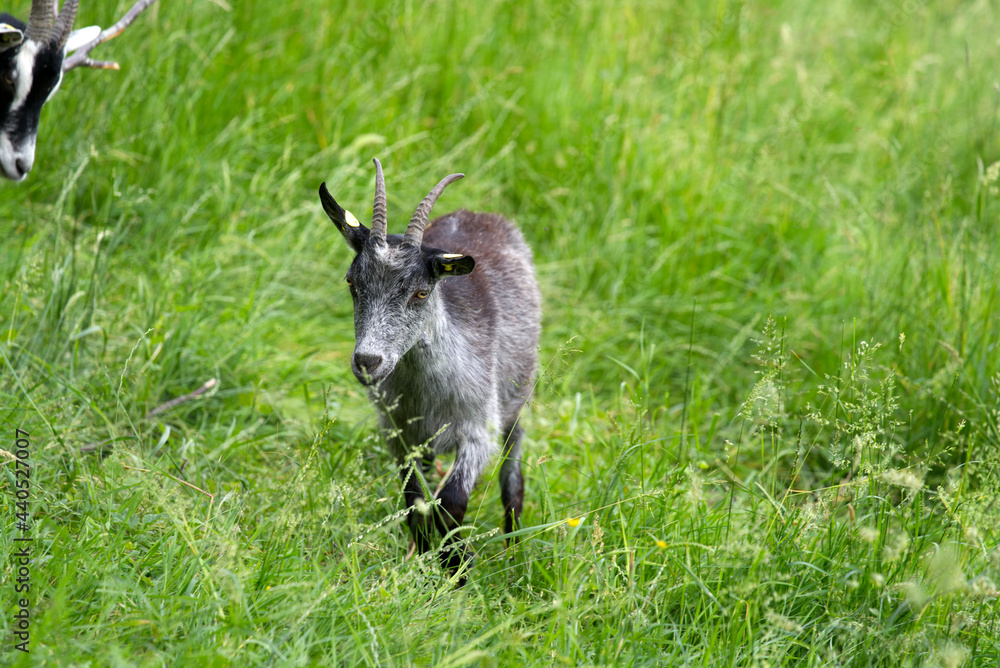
(14, 158, 30, 178)
(354, 353, 383, 377)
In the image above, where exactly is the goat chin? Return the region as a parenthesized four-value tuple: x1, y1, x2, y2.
(351, 366, 392, 387)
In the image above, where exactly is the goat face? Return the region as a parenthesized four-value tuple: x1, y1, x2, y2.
(344, 238, 474, 386)
(319, 159, 474, 386)
(0, 0, 79, 181)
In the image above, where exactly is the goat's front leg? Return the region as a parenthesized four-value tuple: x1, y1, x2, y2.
(434, 477, 473, 582)
(401, 461, 436, 554)
(433, 428, 493, 582)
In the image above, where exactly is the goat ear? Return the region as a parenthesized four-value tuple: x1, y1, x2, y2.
(0, 23, 24, 52)
(65, 25, 101, 54)
(319, 182, 369, 253)
(430, 253, 475, 278)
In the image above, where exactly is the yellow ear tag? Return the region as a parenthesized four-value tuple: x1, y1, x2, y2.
(0, 24, 22, 44)
(442, 253, 463, 259)
(344, 210, 360, 228)
(443, 264, 454, 272)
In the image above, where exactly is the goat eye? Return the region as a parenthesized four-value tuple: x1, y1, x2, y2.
(415, 290, 429, 300)
(345, 278, 352, 286)
(1, 70, 14, 88)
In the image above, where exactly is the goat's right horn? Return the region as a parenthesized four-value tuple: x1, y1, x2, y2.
(24, 0, 55, 42)
(403, 172, 464, 247)
(370, 157, 388, 244)
(53, 0, 80, 49)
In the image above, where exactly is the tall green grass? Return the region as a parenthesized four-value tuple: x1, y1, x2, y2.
(2, 0, 999, 664)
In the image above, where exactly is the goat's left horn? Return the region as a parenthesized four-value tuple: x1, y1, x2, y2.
(54, 0, 80, 49)
(24, 0, 55, 42)
(371, 157, 388, 243)
(403, 172, 464, 246)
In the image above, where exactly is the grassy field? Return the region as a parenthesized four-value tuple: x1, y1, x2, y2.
(3, 0, 1000, 664)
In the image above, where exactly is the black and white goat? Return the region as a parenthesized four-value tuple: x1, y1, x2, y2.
(319, 159, 541, 580)
(0, 0, 157, 181)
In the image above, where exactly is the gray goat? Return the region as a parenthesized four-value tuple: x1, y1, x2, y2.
(0, 0, 157, 181)
(319, 158, 541, 580)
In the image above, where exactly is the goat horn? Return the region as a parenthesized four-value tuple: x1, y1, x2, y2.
(25, 0, 55, 42)
(403, 172, 464, 246)
(371, 157, 388, 243)
(53, 0, 80, 49)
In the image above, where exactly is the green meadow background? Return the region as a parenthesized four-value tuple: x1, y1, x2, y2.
(3, 0, 1000, 664)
